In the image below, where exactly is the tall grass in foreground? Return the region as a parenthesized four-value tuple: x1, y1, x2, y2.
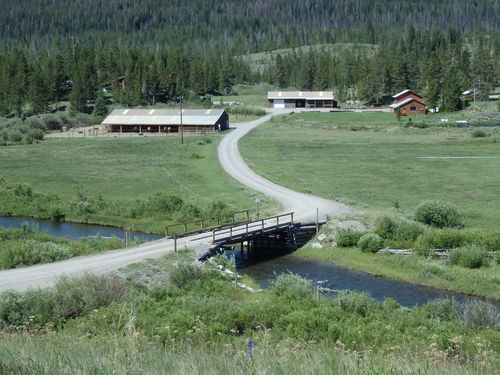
(0, 333, 494, 375)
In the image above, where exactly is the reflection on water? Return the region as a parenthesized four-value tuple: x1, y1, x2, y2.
(241, 253, 499, 308)
(0, 216, 162, 242)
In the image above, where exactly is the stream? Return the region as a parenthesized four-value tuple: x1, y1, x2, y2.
(1, 216, 498, 308)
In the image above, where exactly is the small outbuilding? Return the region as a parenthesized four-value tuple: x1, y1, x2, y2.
(392, 89, 423, 104)
(102, 108, 229, 133)
(267, 91, 337, 109)
(389, 98, 426, 116)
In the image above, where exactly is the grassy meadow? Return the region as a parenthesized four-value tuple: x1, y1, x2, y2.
(240, 113, 500, 229)
(0, 134, 276, 233)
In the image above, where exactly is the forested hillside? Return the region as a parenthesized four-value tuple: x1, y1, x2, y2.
(1, 0, 498, 51)
(0, 0, 498, 124)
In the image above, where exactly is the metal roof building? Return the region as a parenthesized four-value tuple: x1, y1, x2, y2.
(267, 91, 337, 109)
(102, 108, 229, 133)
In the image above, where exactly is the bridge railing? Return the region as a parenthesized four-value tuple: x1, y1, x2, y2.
(165, 210, 250, 237)
(211, 212, 294, 244)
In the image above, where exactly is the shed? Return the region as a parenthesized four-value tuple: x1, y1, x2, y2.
(101, 109, 229, 133)
(267, 91, 337, 109)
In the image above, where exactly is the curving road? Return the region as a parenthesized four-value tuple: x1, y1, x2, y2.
(218, 112, 350, 223)
(0, 112, 350, 291)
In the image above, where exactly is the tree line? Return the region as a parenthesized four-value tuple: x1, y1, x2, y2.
(1, 0, 498, 53)
(0, 24, 497, 117)
(0, 45, 254, 117)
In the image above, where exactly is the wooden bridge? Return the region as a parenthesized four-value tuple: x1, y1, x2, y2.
(166, 212, 319, 263)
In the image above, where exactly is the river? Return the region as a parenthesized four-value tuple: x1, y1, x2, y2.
(1, 216, 497, 308)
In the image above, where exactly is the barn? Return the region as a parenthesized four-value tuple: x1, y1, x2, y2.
(389, 98, 426, 115)
(102, 109, 229, 133)
(392, 89, 423, 104)
(267, 91, 337, 109)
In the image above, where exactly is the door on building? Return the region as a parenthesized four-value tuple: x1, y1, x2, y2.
(273, 99, 285, 108)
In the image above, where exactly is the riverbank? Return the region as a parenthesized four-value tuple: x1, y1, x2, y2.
(297, 246, 500, 300)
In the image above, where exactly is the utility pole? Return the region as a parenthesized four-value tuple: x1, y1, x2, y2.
(179, 95, 184, 144)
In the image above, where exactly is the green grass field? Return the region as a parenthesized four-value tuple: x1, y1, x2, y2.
(0, 134, 275, 233)
(240, 113, 500, 229)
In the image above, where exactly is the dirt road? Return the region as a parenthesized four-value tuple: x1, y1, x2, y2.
(0, 112, 350, 291)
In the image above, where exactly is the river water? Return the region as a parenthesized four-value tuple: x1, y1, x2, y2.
(0, 216, 162, 242)
(241, 253, 499, 308)
(1, 217, 498, 308)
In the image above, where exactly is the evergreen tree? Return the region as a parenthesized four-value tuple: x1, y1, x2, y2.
(93, 91, 108, 117)
(425, 52, 442, 110)
(274, 54, 288, 88)
(29, 66, 50, 114)
(443, 65, 462, 111)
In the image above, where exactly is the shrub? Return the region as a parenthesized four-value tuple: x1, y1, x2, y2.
(414, 200, 463, 228)
(43, 115, 63, 130)
(374, 215, 425, 242)
(460, 300, 499, 329)
(147, 193, 183, 215)
(462, 229, 500, 251)
(336, 228, 364, 247)
(471, 129, 487, 138)
(423, 299, 458, 321)
(169, 262, 207, 289)
(449, 244, 488, 268)
(357, 233, 384, 253)
(53, 274, 127, 320)
(271, 273, 314, 299)
(0, 274, 127, 327)
(336, 290, 376, 317)
(414, 229, 466, 256)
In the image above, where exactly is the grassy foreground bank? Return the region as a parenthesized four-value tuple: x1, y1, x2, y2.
(0, 134, 275, 233)
(0, 252, 498, 374)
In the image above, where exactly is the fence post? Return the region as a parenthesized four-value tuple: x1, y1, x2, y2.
(124, 229, 128, 248)
(261, 219, 264, 231)
(276, 216, 279, 229)
(316, 207, 319, 233)
(212, 230, 216, 244)
(174, 235, 177, 253)
(291, 212, 294, 225)
(230, 226, 233, 239)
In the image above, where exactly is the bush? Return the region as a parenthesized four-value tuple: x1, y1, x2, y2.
(423, 299, 458, 321)
(169, 262, 207, 289)
(357, 233, 384, 253)
(271, 273, 314, 299)
(336, 290, 376, 317)
(471, 129, 487, 138)
(336, 228, 364, 247)
(460, 300, 499, 329)
(449, 244, 488, 268)
(53, 274, 127, 320)
(0, 274, 127, 327)
(413, 229, 466, 256)
(374, 215, 425, 243)
(4, 240, 71, 268)
(414, 200, 463, 228)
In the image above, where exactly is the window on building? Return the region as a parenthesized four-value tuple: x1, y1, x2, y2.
(410, 106, 416, 110)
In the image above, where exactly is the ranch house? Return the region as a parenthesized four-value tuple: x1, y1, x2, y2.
(389, 97, 426, 115)
(267, 91, 337, 109)
(102, 109, 229, 133)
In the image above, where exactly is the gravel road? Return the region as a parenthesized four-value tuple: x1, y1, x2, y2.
(0, 112, 350, 291)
